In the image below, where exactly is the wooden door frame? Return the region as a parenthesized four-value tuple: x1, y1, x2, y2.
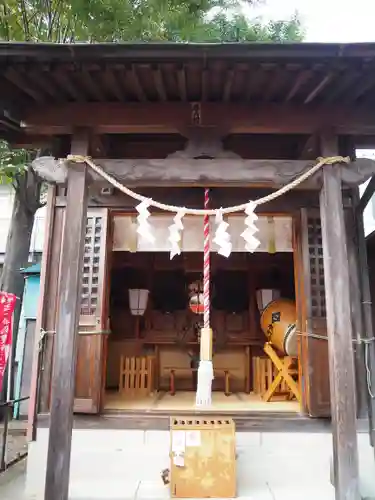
(99, 210, 114, 412)
(292, 211, 308, 415)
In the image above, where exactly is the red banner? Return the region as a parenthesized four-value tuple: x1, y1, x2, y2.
(0, 292, 17, 393)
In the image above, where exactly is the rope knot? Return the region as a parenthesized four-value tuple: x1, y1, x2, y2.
(316, 156, 350, 166)
(67, 154, 91, 163)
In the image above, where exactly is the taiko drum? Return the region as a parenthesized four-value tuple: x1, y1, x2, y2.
(260, 298, 298, 356)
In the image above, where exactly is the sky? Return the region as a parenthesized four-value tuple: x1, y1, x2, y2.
(245, 1, 375, 233)
(246, 0, 375, 43)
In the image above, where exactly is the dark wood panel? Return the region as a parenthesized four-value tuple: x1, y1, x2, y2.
(74, 208, 111, 414)
(297, 209, 330, 417)
(74, 334, 106, 413)
(39, 206, 65, 413)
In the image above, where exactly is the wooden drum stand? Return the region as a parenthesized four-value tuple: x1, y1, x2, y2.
(260, 298, 301, 404)
(262, 342, 301, 403)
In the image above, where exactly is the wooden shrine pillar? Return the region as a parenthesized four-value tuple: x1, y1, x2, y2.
(44, 129, 90, 500)
(319, 134, 360, 500)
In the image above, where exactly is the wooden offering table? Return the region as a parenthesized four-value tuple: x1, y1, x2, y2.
(167, 367, 231, 396)
(143, 338, 263, 394)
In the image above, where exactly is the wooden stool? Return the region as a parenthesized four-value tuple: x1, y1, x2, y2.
(262, 343, 301, 403)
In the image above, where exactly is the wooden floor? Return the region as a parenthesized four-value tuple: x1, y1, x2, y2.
(104, 390, 300, 413)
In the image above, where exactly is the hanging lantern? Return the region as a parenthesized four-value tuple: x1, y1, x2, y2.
(188, 280, 204, 315)
(128, 289, 149, 316)
(189, 293, 204, 315)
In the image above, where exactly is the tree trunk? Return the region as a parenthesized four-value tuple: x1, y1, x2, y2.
(0, 169, 42, 404)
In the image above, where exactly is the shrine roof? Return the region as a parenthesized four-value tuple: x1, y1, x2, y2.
(1, 41, 375, 137)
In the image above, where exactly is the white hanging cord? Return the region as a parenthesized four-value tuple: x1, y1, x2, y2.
(66, 155, 350, 215)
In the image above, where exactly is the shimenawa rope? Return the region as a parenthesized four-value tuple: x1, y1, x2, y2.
(66, 155, 350, 215)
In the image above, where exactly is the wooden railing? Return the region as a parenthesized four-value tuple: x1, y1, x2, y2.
(119, 356, 154, 396)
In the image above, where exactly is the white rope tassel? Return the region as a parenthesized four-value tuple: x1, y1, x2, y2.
(196, 360, 214, 407)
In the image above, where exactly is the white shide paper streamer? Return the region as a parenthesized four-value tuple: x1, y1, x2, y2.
(241, 201, 260, 252)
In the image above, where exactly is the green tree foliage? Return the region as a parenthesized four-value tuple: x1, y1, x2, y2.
(0, 140, 32, 182)
(0, 1, 303, 43)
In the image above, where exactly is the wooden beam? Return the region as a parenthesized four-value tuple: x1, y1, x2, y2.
(223, 68, 235, 102)
(20, 102, 375, 135)
(28, 70, 64, 103)
(33, 156, 375, 189)
(201, 69, 209, 102)
(304, 73, 334, 104)
(91, 134, 108, 157)
(246, 66, 264, 101)
(323, 71, 360, 103)
(153, 67, 167, 101)
(263, 69, 288, 102)
(345, 71, 375, 103)
(298, 134, 319, 160)
(285, 70, 312, 102)
(4, 133, 53, 149)
(102, 68, 125, 101)
(177, 67, 187, 101)
(319, 134, 360, 500)
(130, 65, 146, 102)
(52, 70, 86, 102)
(357, 175, 375, 213)
(4, 68, 45, 103)
(81, 69, 106, 101)
(44, 129, 89, 500)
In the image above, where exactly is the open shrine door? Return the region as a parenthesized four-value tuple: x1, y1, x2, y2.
(293, 209, 331, 417)
(74, 208, 112, 414)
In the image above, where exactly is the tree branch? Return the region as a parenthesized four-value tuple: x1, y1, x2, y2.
(50, 0, 64, 41)
(20, 0, 31, 40)
(1, 1, 10, 40)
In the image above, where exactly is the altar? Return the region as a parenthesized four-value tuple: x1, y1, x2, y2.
(104, 212, 298, 412)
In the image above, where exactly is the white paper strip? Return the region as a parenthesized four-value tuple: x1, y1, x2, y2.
(136, 199, 155, 245)
(213, 211, 232, 258)
(241, 202, 260, 253)
(168, 210, 185, 259)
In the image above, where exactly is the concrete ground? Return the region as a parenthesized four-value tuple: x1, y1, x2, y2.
(0, 430, 374, 499)
(0, 418, 28, 466)
(0, 458, 27, 499)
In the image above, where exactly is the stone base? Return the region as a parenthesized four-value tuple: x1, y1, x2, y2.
(23, 428, 375, 500)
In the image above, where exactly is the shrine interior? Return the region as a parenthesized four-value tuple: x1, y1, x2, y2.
(104, 239, 300, 413)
